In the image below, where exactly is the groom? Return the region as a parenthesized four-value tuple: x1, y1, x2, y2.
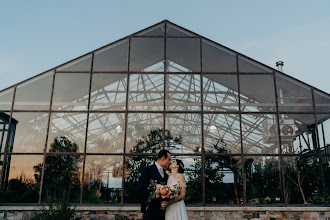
(137, 150, 172, 220)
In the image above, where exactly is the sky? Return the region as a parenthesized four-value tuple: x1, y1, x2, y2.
(1, 0, 330, 93)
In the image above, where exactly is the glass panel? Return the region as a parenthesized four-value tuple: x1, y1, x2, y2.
(52, 73, 90, 111)
(0, 88, 14, 111)
(238, 55, 272, 73)
(10, 112, 48, 153)
(166, 23, 197, 37)
(124, 156, 158, 203)
(128, 74, 164, 111)
(87, 113, 125, 153)
(90, 73, 127, 111)
(203, 74, 239, 112)
(126, 113, 163, 153)
(283, 156, 323, 204)
(83, 155, 123, 203)
(135, 23, 165, 36)
(205, 156, 242, 204)
(0, 155, 43, 203)
(321, 156, 330, 204)
(204, 114, 241, 154)
(57, 54, 92, 72)
(14, 71, 53, 110)
(93, 39, 128, 72)
(275, 72, 313, 112)
(167, 38, 200, 72)
(314, 89, 330, 113)
(0, 112, 11, 153)
(165, 114, 201, 154)
(240, 74, 276, 112)
(317, 114, 330, 154)
(130, 38, 164, 72)
(202, 39, 236, 73)
(241, 114, 279, 154)
(47, 113, 87, 153)
(281, 114, 315, 154)
(166, 74, 200, 111)
(245, 156, 281, 204)
(42, 154, 83, 202)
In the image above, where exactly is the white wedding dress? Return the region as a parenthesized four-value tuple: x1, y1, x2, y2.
(165, 174, 189, 220)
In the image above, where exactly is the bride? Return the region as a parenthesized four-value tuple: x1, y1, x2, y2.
(162, 159, 188, 220)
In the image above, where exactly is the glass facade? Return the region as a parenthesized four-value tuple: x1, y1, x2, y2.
(0, 20, 329, 205)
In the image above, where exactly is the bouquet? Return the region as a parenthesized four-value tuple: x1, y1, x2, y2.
(147, 180, 181, 210)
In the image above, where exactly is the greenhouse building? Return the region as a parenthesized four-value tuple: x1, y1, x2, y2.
(0, 20, 329, 219)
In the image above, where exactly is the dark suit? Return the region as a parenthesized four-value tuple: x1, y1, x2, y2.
(137, 164, 168, 220)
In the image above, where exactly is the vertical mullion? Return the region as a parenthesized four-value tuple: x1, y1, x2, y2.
(200, 37, 205, 205)
(38, 68, 56, 203)
(0, 85, 16, 190)
(80, 52, 94, 204)
(273, 70, 286, 205)
(163, 22, 167, 149)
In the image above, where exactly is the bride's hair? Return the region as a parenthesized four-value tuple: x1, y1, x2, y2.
(176, 159, 184, 174)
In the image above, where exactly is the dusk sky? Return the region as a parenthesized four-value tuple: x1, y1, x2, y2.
(1, 1, 330, 93)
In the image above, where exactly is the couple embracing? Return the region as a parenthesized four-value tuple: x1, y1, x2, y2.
(137, 150, 188, 220)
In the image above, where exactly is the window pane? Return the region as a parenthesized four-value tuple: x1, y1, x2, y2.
(321, 156, 330, 204)
(165, 114, 201, 154)
(202, 39, 236, 73)
(135, 23, 165, 36)
(241, 114, 279, 154)
(128, 74, 164, 111)
(205, 156, 242, 204)
(276, 72, 313, 112)
(166, 23, 197, 37)
(317, 114, 330, 154)
(167, 38, 200, 72)
(83, 155, 123, 203)
(245, 156, 281, 204)
(0, 88, 14, 111)
(87, 113, 125, 153)
(90, 73, 127, 111)
(203, 74, 239, 112)
(0, 112, 12, 153)
(57, 54, 92, 72)
(314, 89, 330, 113)
(52, 73, 90, 111)
(281, 114, 314, 154)
(10, 112, 48, 153)
(283, 156, 323, 204)
(130, 38, 164, 72)
(126, 113, 163, 153)
(42, 154, 83, 203)
(240, 74, 276, 112)
(238, 55, 272, 73)
(1, 155, 43, 203)
(14, 71, 53, 110)
(93, 39, 128, 72)
(47, 113, 87, 153)
(166, 74, 200, 111)
(204, 114, 241, 154)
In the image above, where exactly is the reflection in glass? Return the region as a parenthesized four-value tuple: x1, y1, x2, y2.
(0, 112, 14, 153)
(126, 114, 163, 153)
(90, 74, 127, 111)
(165, 114, 201, 154)
(52, 73, 90, 111)
(167, 38, 200, 72)
(10, 113, 48, 153)
(317, 114, 330, 154)
(241, 114, 279, 154)
(283, 156, 323, 204)
(240, 74, 276, 112)
(47, 113, 87, 153)
(87, 113, 125, 153)
(0, 88, 14, 111)
(203, 74, 239, 112)
(14, 71, 53, 110)
(166, 74, 200, 111)
(93, 39, 128, 72)
(205, 156, 242, 204)
(83, 156, 123, 203)
(128, 74, 164, 111)
(130, 38, 164, 72)
(1, 155, 43, 203)
(204, 114, 241, 154)
(245, 156, 281, 204)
